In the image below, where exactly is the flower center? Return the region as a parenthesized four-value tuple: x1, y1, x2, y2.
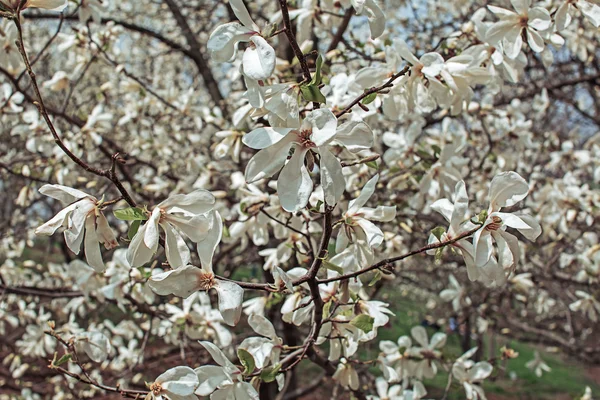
(297, 129, 316, 149)
(486, 216, 503, 231)
(197, 272, 216, 291)
(518, 15, 529, 27)
(149, 382, 163, 395)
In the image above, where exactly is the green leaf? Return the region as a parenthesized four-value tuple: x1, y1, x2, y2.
(223, 224, 230, 239)
(310, 54, 324, 86)
(237, 349, 256, 375)
(366, 160, 379, 170)
(323, 260, 344, 275)
(435, 247, 444, 263)
(350, 314, 375, 333)
(478, 210, 488, 223)
(368, 271, 382, 287)
(323, 300, 333, 319)
(431, 144, 442, 157)
(431, 226, 446, 241)
(361, 92, 377, 105)
(128, 220, 141, 240)
(260, 364, 281, 383)
(113, 207, 148, 221)
(416, 149, 431, 160)
(300, 84, 327, 104)
(55, 353, 72, 366)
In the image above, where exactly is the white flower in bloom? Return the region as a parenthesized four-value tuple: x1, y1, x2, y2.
(339, 0, 386, 38)
(75, 331, 111, 363)
(127, 190, 215, 268)
(525, 351, 551, 377)
(243, 110, 371, 211)
(194, 341, 259, 400)
(486, 0, 551, 59)
(148, 212, 244, 326)
(569, 291, 600, 322)
(0, 0, 67, 11)
(207, 0, 275, 81)
(42, 71, 69, 92)
(407, 326, 447, 379)
(35, 185, 118, 272)
(332, 358, 360, 391)
(239, 314, 283, 369)
(452, 347, 493, 400)
(555, 0, 600, 30)
(337, 174, 396, 263)
(148, 366, 199, 400)
(440, 274, 471, 312)
(472, 172, 541, 276)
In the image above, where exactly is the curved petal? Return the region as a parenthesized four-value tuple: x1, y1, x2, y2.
(158, 189, 216, 215)
(162, 222, 191, 269)
(333, 120, 374, 151)
(84, 214, 105, 272)
(158, 366, 199, 396)
(278, 147, 312, 212)
(197, 211, 223, 273)
(126, 222, 158, 267)
(319, 146, 345, 206)
(39, 184, 91, 204)
(304, 109, 338, 146)
(348, 174, 378, 214)
(245, 135, 294, 182)
(364, 0, 386, 38)
(489, 171, 529, 210)
(148, 265, 202, 298)
(242, 127, 296, 149)
(35, 203, 78, 236)
(194, 365, 231, 396)
(243, 36, 276, 80)
(229, 0, 259, 30)
(207, 22, 253, 62)
(144, 208, 162, 249)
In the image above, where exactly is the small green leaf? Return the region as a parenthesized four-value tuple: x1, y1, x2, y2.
(55, 353, 72, 366)
(366, 160, 379, 170)
(416, 149, 431, 160)
(350, 314, 375, 333)
(323, 260, 344, 275)
(435, 247, 444, 263)
(323, 300, 333, 319)
(237, 349, 256, 375)
(113, 207, 148, 221)
(222, 224, 230, 239)
(300, 84, 327, 104)
(128, 220, 141, 240)
(368, 271, 382, 287)
(361, 92, 377, 105)
(310, 54, 324, 86)
(260, 364, 281, 382)
(431, 226, 446, 241)
(431, 144, 442, 157)
(478, 210, 488, 223)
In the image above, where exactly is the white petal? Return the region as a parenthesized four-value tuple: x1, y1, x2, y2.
(214, 280, 244, 326)
(199, 341, 238, 371)
(305, 109, 338, 146)
(148, 265, 202, 298)
(166, 214, 211, 243)
(84, 214, 105, 272)
(243, 36, 276, 81)
(579, 1, 600, 27)
(526, 28, 545, 53)
(348, 174, 378, 214)
(356, 219, 384, 248)
(242, 127, 295, 149)
(26, 0, 67, 11)
(126, 222, 158, 267)
(364, 0, 386, 38)
(527, 7, 551, 31)
(489, 171, 529, 210)
(207, 22, 253, 62)
(244, 136, 294, 183)
(39, 184, 91, 204)
(319, 146, 345, 206)
(360, 206, 396, 222)
(162, 222, 191, 269)
(334, 120, 374, 151)
(229, 0, 259, 30)
(197, 211, 223, 273)
(248, 314, 277, 339)
(159, 366, 199, 396)
(278, 147, 312, 212)
(411, 326, 429, 348)
(158, 189, 216, 215)
(194, 365, 231, 396)
(35, 203, 77, 236)
(144, 208, 162, 249)
(473, 229, 493, 267)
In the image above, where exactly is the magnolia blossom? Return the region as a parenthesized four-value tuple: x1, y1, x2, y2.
(127, 190, 215, 268)
(339, 0, 386, 39)
(195, 341, 259, 400)
(439, 274, 471, 312)
(452, 347, 493, 400)
(525, 351, 551, 377)
(148, 212, 244, 326)
(473, 172, 541, 278)
(555, 0, 600, 30)
(569, 291, 600, 322)
(35, 185, 117, 272)
(207, 0, 275, 80)
(486, 0, 552, 58)
(407, 326, 447, 380)
(0, 0, 66, 11)
(332, 358, 360, 391)
(148, 366, 199, 400)
(243, 109, 372, 211)
(337, 174, 396, 263)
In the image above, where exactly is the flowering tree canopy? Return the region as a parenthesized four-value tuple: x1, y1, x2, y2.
(0, 0, 599, 399)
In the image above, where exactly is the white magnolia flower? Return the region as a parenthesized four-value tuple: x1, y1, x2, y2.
(569, 291, 600, 322)
(35, 184, 118, 272)
(339, 0, 386, 38)
(149, 366, 199, 400)
(332, 358, 360, 391)
(337, 174, 396, 263)
(75, 331, 111, 363)
(440, 274, 471, 312)
(486, 0, 552, 59)
(407, 326, 447, 379)
(472, 172, 541, 276)
(148, 212, 244, 326)
(0, 0, 67, 11)
(207, 0, 275, 81)
(42, 71, 69, 91)
(243, 110, 371, 211)
(195, 341, 259, 400)
(525, 351, 551, 377)
(452, 347, 493, 400)
(238, 314, 284, 384)
(555, 0, 600, 30)
(127, 190, 215, 268)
